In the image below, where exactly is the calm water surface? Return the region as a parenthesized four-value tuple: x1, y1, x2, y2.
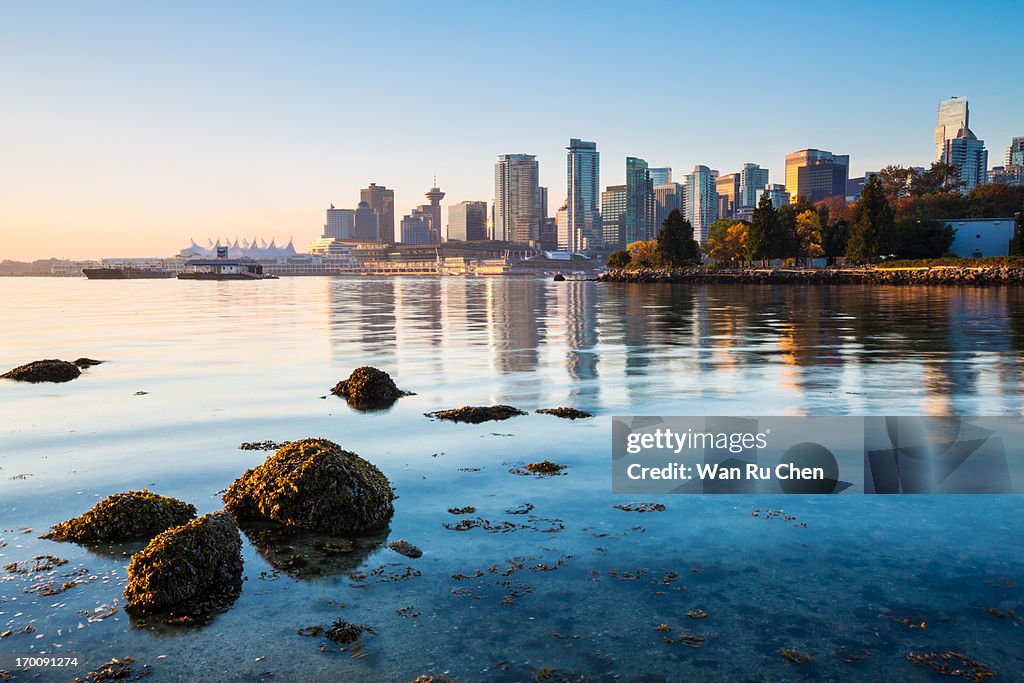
(1, 277, 1023, 682)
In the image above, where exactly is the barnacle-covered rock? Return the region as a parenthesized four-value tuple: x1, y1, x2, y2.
(124, 511, 243, 614)
(223, 438, 394, 534)
(330, 366, 411, 408)
(424, 405, 527, 424)
(2, 359, 81, 383)
(43, 490, 196, 543)
(535, 407, 593, 420)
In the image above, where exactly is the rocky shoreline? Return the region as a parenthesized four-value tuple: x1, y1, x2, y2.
(597, 266, 1024, 286)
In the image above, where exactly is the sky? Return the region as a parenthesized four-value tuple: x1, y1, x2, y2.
(2, 0, 1022, 260)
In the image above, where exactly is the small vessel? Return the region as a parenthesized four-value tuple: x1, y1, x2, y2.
(83, 267, 176, 280)
(178, 259, 275, 280)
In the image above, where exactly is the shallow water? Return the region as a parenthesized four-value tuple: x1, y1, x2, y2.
(1, 277, 1023, 682)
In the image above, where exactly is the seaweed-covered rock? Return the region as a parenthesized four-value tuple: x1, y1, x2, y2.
(73, 358, 103, 368)
(535, 407, 593, 420)
(223, 438, 394, 534)
(124, 511, 243, 614)
(330, 366, 411, 408)
(424, 405, 527, 424)
(389, 539, 423, 559)
(2, 359, 81, 383)
(43, 490, 196, 543)
(325, 618, 371, 644)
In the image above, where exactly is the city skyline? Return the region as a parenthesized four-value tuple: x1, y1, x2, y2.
(3, 1, 1023, 260)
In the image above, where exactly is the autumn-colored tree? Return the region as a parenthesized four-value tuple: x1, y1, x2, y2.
(816, 195, 852, 224)
(795, 210, 824, 264)
(704, 218, 748, 264)
(626, 240, 661, 268)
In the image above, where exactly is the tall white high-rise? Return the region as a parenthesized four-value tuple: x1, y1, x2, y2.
(493, 154, 541, 243)
(684, 165, 718, 244)
(323, 205, 355, 239)
(566, 138, 601, 252)
(942, 127, 988, 193)
(935, 97, 969, 161)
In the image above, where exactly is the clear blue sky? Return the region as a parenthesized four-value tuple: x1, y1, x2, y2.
(2, 0, 1022, 259)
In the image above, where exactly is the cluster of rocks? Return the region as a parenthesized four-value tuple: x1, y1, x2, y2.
(598, 266, 1024, 286)
(41, 438, 394, 618)
(2, 358, 102, 383)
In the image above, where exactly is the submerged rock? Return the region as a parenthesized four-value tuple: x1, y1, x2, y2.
(2, 359, 81, 383)
(535, 407, 593, 420)
(389, 539, 423, 559)
(330, 366, 411, 408)
(124, 511, 243, 614)
(325, 618, 372, 644)
(242, 523, 389, 580)
(424, 405, 527, 424)
(223, 438, 394, 534)
(72, 657, 151, 683)
(43, 490, 196, 543)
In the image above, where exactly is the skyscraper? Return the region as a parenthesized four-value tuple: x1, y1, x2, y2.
(361, 184, 395, 243)
(654, 182, 684, 234)
(353, 201, 380, 241)
(424, 183, 445, 243)
(935, 97, 969, 161)
(785, 149, 849, 202)
(716, 172, 739, 219)
(684, 165, 718, 243)
(942, 127, 988, 193)
(625, 157, 655, 243)
(738, 163, 769, 209)
(555, 200, 570, 251)
(601, 185, 627, 248)
(1007, 137, 1024, 166)
(400, 208, 432, 245)
(447, 201, 487, 241)
(649, 167, 672, 186)
(323, 205, 355, 239)
(566, 138, 601, 252)
(493, 154, 541, 244)
(758, 183, 791, 209)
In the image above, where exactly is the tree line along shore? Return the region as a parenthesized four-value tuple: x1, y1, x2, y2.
(604, 168, 1024, 273)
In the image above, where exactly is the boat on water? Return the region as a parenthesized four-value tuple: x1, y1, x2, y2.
(83, 267, 176, 280)
(178, 259, 276, 280)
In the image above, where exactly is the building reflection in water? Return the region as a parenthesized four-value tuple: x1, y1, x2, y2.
(323, 278, 1024, 416)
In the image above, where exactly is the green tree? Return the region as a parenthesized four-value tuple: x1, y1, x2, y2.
(878, 165, 916, 201)
(778, 196, 815, 261)
(884, 218, 955, 259)
(846, 175, 894, 261)
(911, 161, 964, 196)
(967, 184, 1024, 218)
(606, 250, 631, 269)
(1012, 203, 1024, 257)
(748, 193, 780, 263)
(656, 208, 700, 267)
